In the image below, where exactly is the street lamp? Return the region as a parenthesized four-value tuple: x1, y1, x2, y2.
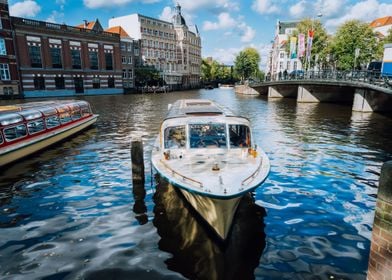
(307, 13, 323, 72)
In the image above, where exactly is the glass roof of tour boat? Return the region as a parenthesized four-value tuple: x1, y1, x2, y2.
(165, 99, 242, 120)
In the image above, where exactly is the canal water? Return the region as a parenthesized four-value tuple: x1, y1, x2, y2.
(1, 89, 391, 279)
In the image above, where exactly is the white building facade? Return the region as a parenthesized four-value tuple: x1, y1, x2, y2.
(109, 4, 201, 88)
(267, 20, 303, 79)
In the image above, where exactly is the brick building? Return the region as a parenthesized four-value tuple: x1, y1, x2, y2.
(106, 26, 141, 91)
(12, 17, 123, 98)
(0, 0, 20, 98)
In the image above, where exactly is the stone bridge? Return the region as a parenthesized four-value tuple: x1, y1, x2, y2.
(248, 74, 392, 112)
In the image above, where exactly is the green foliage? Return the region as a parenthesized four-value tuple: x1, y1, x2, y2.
(234, 47, 261, 81)
(385, 28, 392, 44)
(201, 58, 234, 83)
(287, 18, 329, 69)
(135, 66, 162, 86)
(331, 20, 378, 70)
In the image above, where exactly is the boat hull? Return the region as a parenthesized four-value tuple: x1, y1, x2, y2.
(0, 115, 98, 167)
(178, 188, 241, 239)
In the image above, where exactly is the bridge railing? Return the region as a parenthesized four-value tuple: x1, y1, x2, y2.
(263, 70, 392, 89)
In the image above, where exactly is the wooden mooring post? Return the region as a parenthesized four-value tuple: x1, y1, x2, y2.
(131, 139, 148, 225)
(367, 161, 392, 280)
(131, 139, 145, 184)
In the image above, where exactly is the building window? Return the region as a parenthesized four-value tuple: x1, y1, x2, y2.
(294, 61, 298, 70)
(108, 77, 115, 88)
(128, 56, 132, 64)
(34, 76, 45, 90)
(3, 87, 13, 95)
(50, 47, 62, 68)
(55, 76, 65, 89)
(71, 49, 81, 69)
(0, 64, 10, 80)
(29, 45, 42, 68)
(92, 77, 100, 88)
(0, 17, 2, 29)
(279, 52, 284, 58)
(0, 38, 6, 55)
(122, 56, 126, 63)
(105, 53, 113, 70)
(89, 51, 98, 70)
(123, 69, 126, 79)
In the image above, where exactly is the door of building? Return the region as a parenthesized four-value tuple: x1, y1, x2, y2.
(74, 77, 84, 94)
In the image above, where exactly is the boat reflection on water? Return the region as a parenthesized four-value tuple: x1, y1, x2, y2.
(153, 175, 266, 279)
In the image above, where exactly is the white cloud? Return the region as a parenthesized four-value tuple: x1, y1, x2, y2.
(325, 0, 392, 31)
(207, 43, 270, 68)
(84, 0, 160, 9)
(252, 0, 280, 15)
(203, 12, 236, 31)
(315, 0, 345, 17)
(238, 23, 256, 43)
(46, 10, 64, 23)
(208, 47, 242, 65)
(159, 6, 173, 22)
(289, 0, 306, 18)
(10, 0, 41, 17)
(176, 0, 238, 12)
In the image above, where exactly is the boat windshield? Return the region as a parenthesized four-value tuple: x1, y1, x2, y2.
(164, 125, 186, 149)
(190, 123, 226, 148)
(229, 124, 251, 148)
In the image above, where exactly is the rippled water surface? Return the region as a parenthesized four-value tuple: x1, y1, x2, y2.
(1, 89, 391, 279)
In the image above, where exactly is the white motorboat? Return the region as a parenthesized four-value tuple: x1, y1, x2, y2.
(151, 99, 270, 239)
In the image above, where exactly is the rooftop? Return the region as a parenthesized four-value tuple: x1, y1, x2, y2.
(370, 16, 392, 28)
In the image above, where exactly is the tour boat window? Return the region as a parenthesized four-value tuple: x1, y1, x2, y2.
(164, 126, 186, 149)
(229, 124, 251, 148)
(46, 115, 60, 128)
(71, 107, 82, 120)
(4, 124, 27, 141)
(0, 132, 3, 145)
(27, 119, 45, 134)
(189, 123, 226, 148)
(60, 112, 72, 124)
(81, 106, 91, 116)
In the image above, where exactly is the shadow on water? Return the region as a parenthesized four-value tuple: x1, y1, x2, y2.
(152, 176, 266, 280)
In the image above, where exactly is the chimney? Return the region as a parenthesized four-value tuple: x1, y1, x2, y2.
(83, 20, 88, 28)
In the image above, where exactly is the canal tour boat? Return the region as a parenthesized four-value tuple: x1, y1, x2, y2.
(151, 99, 270, 239)
(0, 100, 98, 167)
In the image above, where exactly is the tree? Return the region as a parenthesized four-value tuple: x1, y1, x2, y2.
(385, 28, 392, 44)
(135, 66, 161, 87)
(234, 48, 261, 81)
(287, 18, 329, 70)
(331, 20, 378, 70)
(201, 58, 235, 83)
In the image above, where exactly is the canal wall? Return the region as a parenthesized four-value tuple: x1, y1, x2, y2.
(235, 84, 260, 95)
(367, 161, 392, 280)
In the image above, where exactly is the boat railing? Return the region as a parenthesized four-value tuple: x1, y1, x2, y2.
(241, 156, 263, 186)
(160, 159, 204, 188)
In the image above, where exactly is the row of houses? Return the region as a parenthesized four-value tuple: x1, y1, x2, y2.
(267, 16, 392, 78)
(0, 1, 202, 99)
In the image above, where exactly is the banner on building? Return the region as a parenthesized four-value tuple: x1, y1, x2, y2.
(298, 33, 305, 58)
(289, 37, 297, 59)
(306, 30, 314, 60)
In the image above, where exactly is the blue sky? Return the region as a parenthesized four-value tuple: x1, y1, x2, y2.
(8, 0, 392, 69)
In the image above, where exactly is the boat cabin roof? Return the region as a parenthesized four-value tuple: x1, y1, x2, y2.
(165, 99, 240, 120)
(0, 100, 91, 126)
